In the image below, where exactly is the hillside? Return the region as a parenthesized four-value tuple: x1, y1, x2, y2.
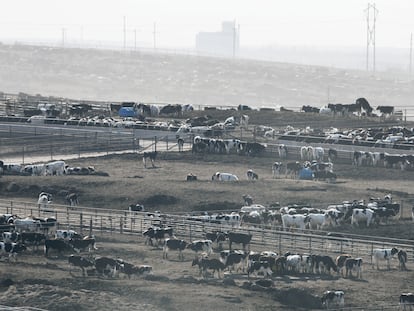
(0, 43, 413, 112)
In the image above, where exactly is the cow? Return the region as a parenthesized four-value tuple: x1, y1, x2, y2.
(94, 256, 123, 278)
(2, 163, 23, 175)
(143, 226, 173, 247)
(44, 239, 73, 257)
(313, 147, 324, 162)
(399, 293, 414, 311)
(32, 217, 57, 234)
(377, 105, 394, 117)
(160, 104, 182, 116)
(353, 151, 371, 166)
(300, 146, 314, 161)
(56, 229, 82, 241)
(228, 232, 252, 251)
(246, 169, 258, 180)
(204, 231, 227, 250)
(344, 257, 363, 279)
(163, 238, 187, 261)
(22, 164, 46, 176)
(2, 231, 20, 243)
(20, 232, 46, 251)
(0, 242, 26, 261)
(285, 161, 302, 179)
(278, 144, 288, 159)
(219, 250, 247, 273)
(116, 259, 153, 278)
(372, 247, 398, 270)
(242, 194, 254, 206)
(351, 208, 376, 227)
(398, 250, 408, 271)
(187, 240, 213, 256)
(45, 160, 66, 176)
(68, 254, 95, 276)
(69, 236, 97, 253)
(335, 254, 352, 277)
(192, 256, 226, 278)
(272, 162, 283, 178)
(282, 214, 308, 231)
(143, 151, 157, 168)
(66, 193, 79, 207)
(211, 172, 239, 181)
(14, 218, 41, 232)
(321, 290, 345, 310)
(247, 260, 273, 278)
(306, 213, 328, 230)
(327, 148, 338, 163)
(38, 192, 53, 210)
(313, 255, 338, 274)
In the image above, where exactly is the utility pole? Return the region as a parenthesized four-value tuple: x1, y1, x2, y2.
(123, 16, 127, 50)
(134, 29, 137, 51)
(232, 20, 236, 58)
(365, 3, 378, 72)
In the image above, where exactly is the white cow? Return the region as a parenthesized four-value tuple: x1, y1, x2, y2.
(281, 214, 308, 231)
(38, 192, 53, 210)
(351, 208, 376, 227)
(300, 146, 314, 161)
(306, 213, 327, 230)
(23, 164, 46, 176)
(372, 247, 398, 270)
(278, 144, 288, 159)
(45, 160, 66, 176)
(14, 218, 41, 232)
(212, 172, 239, 181)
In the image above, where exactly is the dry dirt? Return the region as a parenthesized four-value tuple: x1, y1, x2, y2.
(1, 147, 414, 310)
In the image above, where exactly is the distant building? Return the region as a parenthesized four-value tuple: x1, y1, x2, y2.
(196, 21, 239, 57)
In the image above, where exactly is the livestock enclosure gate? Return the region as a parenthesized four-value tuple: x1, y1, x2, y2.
(1, 199, 413, 268)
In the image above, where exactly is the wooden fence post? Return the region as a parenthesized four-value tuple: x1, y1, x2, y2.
(80, 213, 83, 234)
(89, 218, 93, 237)
(120, 217, 123, 234)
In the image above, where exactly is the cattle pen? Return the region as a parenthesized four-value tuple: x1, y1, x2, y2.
(1, 199, 413, 270)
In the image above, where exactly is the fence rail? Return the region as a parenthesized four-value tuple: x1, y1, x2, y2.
(1, 199, 413, 267)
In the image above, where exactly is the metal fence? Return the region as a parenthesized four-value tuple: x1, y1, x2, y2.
(1, 199, 413, 266)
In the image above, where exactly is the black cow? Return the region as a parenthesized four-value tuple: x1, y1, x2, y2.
(204, 231, 227, 249)
(143, 151, 157, 168)
(192, 256, 225, 278)
(66, 193, 79, 207)
(20, 232, 46, 251)
(377, 105, 394, 116)
(44, 239, 73, 257)
(356, 97, 373, 115)
(301, 105, 320, 113)
(285, 161, 302, 179)
(313, 255, 337, 274)
(163, 238, 187, 260)
(68, 254, 95, 276)
(160, 104, 182, 115)
(327, 148, 338, 162)
(228, 232, 252, 251)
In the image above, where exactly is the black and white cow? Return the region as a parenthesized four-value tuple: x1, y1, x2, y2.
(68, 254, 95, 276)
(272, 162, 283, 178)
(228, 232, 252, 251)
(278, 144, 288, 159)
(247, 260, 273, 278)
(335, 254, 352, 277)
(219, 250, 247, 273)
(192, 256, 226, 278)
(187, 240, 213, 256)
(246, 169, 259, 180)
(344, 257, 363, 279)
(117, 260, 153, 279)
(20, 232, 46, 251)
(56, 229, 82, 241)
(14, 218, 41, 232)
(143, 151, 157, 168)
(0, 242, 26, 261)
(94, 256, 124, 278)
(321, 290, 345, 310)
(143, 226, 174, 247)
(204, 231, 227, 249)
(372, 247, 398, 270)
(2, 231, 20, 243)
(163, 238, 187, 261)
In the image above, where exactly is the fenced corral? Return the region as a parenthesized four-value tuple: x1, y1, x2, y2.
(2, 199, 413, 267)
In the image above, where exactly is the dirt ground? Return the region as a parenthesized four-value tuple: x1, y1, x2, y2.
(1, 148, 414, 310)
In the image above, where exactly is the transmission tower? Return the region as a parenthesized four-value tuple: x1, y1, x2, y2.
(365, 3, 378, 72)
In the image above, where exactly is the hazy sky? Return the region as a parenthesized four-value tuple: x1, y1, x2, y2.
(0, 0, 413, 49)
